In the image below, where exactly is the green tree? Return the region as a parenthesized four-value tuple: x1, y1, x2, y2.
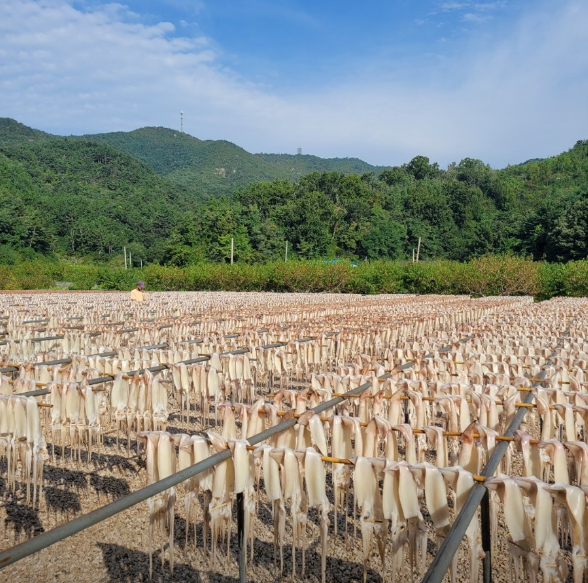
(282, 190, 335, 258)
(546, 198, 588, 261)
(360, 207, 406, 259)
(404, 156, 440, 180)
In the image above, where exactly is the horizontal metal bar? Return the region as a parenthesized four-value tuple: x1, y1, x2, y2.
(86, 350, 119, 359)
(248, 361, 414, 448)
(15, 348, 251, 398)
(0, 445, 231, 570)
(133, 343, 168, 351)
(32, 359, 75, 367)
(12, 388, 48, 398)
(0, 335, 65, 347)
(0, 366, 18, 374)
(31, 335, 64, 343)
(0, 352, 123, 374)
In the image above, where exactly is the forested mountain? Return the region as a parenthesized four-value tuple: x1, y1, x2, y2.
(0, 122, 189, 263)
(0, 117, 587, 265)
(84, 127, 388, 199)
(0, 118, 53, 145)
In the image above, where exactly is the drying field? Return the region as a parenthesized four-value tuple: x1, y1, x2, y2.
(0, 291, 587, 583)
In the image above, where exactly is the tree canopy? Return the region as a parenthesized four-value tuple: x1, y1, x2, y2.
(0, 118, 587, 265)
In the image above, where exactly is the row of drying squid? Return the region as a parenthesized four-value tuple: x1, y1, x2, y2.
(0, 394, 45, 505)
(136, 414, 588, 583)
(1, 294, 525, 365)
(1, 295, 588, 583)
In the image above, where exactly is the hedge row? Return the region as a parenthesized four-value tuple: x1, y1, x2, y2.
(0, 257, 587, 299)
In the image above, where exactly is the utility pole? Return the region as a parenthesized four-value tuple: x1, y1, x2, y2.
(230, 237, 234, 265)
(124, 246, 127, 269)
(416, 237, 421, 262)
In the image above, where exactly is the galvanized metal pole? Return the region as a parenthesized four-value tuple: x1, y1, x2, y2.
(15, 349, 251, 399)
(237, 492, 246, 583)
(480, 488, 492, 583)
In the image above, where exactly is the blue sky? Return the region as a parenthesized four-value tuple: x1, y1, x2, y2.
(1, 0, 587, 168)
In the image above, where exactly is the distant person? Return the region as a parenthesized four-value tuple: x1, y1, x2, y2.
(131, 281, 146, 301)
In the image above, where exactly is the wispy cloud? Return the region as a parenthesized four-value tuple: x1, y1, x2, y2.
(441, 2, 470, 10)
(474, 2, 506, 11)
(462, 12, 492, 22)
(164, 0, 205, 14)
(0, 0, 586, 168)
(441, 1, 505, 10)
(439, 0, 505, 22)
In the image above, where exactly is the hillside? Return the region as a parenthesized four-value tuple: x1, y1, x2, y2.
(254, 152, 381, 175)
(0, 118, 586, 266)
(0, 118, 54, 146)
(82, 127, 204, 175)
(0, 127, 190, 263)
(84, 126, 388, 198)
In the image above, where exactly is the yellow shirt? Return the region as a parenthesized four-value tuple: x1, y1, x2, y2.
(130, 288, 146, 301)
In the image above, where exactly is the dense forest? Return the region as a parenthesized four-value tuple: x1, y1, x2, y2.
(84, 126, 383, 199)
(0, 117, 587, 266)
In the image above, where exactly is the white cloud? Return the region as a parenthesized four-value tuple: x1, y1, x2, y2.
(0, 0, 586, 168)
(474, 2, 506, 11)
(462, 12, 492, 23)
(440, 1, 505, 13)
(439, 0, 504, 24)
(441, 2, 471, 10)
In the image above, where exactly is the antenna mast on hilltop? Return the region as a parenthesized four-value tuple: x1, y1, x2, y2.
(180, 111, 184, 133)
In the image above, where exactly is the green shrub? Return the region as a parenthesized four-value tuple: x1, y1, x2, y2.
(561, 260, 588, 297)
(0, 256, 586, 298)
(12, 261, 58, 289)
(350, 261, 406, 294)
(460, 255, 540, 297)
(0, 265, 19, 289)
(537, 262, 567, 300)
